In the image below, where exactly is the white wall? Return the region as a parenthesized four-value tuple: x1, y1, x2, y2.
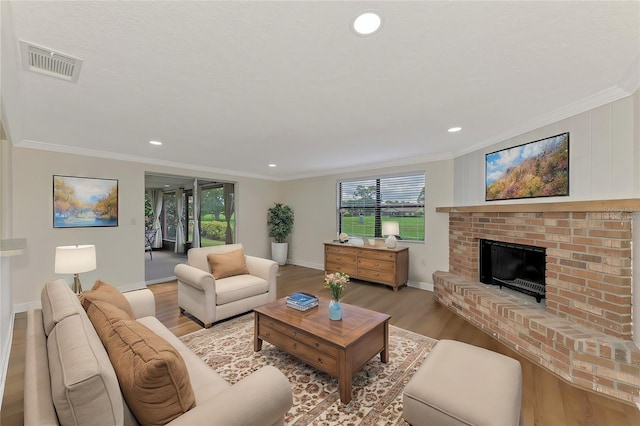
(10, 147, 278, 309)
(454, 92, 638, 205)
(280, 160, 454, 288)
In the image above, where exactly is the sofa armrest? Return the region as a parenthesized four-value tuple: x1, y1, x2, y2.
(175, 263, 215, 292)
(123, 288, 156, 319)
(166, 366, 292, 426)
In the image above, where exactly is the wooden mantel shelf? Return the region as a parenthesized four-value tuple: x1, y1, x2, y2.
(436, 198, 640, 213)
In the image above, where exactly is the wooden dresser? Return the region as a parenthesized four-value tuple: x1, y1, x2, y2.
(324, 242, 409, 291)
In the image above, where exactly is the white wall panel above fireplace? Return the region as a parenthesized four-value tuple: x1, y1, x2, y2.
(453, 92, 638, 206)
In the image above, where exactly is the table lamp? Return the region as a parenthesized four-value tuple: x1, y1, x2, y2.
(55, 245, 96, 294)
(382, 222, 400, 249)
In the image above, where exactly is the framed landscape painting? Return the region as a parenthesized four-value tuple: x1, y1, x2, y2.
(53, 175, 118, 228)
(485, 132, 569, 201)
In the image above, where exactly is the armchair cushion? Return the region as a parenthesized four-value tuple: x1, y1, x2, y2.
(206, 249, 249, 280)
(216, 274, 270, 305)
(80, 279, 135, 319)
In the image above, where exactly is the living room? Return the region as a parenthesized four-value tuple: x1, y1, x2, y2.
(1, 1, 639, 424)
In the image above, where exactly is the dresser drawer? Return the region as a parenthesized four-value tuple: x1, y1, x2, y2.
(260, 320, 339, 358)
(325, 245, 357, 256)
(326, 252, 356, 266)
(325, 262, 357, 276)
(357, 249, 396, 262)
(357, 267, 396, 284)
(358, 257, 395, 273)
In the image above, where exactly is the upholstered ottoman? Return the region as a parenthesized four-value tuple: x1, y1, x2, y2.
(403, 339, 522, 426)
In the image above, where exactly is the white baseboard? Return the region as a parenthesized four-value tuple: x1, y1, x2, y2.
(142, 277, 175, 287)
(13, 300, 40, 313)
(407, 280, 434, 292)
(286, 259, 324, 270)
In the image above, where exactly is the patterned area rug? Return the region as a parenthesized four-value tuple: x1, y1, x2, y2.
(180, 313, 437, 425)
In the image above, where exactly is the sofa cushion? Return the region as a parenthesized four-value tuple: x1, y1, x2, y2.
(103, 319, 196, 425)
(80, 280, 135, 319)
(206, 249, 249, 280)
(47, 313, 124, 425)
(41, 279, 85, 336)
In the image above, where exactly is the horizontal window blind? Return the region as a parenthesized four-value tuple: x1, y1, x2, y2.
(338, 173, 425, 241)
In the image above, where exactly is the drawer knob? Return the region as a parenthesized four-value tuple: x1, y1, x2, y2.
(292, 331, 296, 337)
(315, 343, 320, 348)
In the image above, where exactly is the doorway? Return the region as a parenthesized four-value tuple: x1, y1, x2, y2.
(144, 173, 236, 283)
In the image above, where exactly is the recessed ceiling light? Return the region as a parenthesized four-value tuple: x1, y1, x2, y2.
(268, 164, 277, 168)
(352, 11, 383, 36)
(448, 127, 462, 133)
(149, 140, 163, 145)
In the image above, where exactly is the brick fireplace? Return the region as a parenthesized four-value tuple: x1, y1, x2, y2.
(433, 200, 639, 406)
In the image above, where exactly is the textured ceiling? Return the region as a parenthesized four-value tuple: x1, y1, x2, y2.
(2, 1, 639, 180)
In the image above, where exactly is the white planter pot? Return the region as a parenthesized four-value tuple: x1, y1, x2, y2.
(271, 242, 288, 265)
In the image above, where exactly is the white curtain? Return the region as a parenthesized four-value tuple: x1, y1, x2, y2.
(174, 188, 185, 254)
(192, 179, 201, 248)
(224, 183, 234, 244)
(150, 190, 163, 248)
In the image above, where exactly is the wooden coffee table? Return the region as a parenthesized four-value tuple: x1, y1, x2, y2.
(254, 297, 390, 404)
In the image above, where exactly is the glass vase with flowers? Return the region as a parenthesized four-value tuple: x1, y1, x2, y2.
(324, 272, 349, 320)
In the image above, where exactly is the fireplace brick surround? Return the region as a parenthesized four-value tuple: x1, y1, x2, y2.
(434, 200, 639, 406)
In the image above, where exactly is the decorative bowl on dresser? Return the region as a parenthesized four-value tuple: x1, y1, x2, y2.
(324, 242, 409, 291)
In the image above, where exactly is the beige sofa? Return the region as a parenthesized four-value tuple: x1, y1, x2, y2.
(24, 279, 293, 425)
(175, 243, 278, 327)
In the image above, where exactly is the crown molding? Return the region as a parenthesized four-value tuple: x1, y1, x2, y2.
(15, 138, 455, 182)
(275, 151, 455, 181)
(14, 139, 277, 181)
(454, 84, 635, 158)
(618, 54, 640, 94)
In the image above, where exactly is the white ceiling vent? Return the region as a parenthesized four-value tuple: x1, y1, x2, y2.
(19, 40, 83, 83)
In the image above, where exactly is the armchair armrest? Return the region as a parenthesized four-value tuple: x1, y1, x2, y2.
(166, 366, 292, 426)
(245, 256, 278, 283)
(174, 263, 215, 292)
(123, 288, 156, 319)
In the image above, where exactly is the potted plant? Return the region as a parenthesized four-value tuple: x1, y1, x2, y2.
(267, 202, 294, 265)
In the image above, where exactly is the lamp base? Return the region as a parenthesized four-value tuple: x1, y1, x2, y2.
(72, 274, 83, 294)
(385, 235, 397, 249)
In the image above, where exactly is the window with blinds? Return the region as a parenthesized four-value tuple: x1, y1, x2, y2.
(337, 173, 425, 241)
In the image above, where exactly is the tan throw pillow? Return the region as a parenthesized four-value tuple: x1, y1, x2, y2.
(206, 249, 249, 280)
(80, 279, 135, 319)
(85, 299, 133, 344)
(103, 319, 196, 425)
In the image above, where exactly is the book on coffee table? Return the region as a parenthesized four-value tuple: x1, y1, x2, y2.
(287, 292, 319, 311)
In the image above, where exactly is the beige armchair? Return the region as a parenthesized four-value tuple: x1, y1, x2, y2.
(175, 243, 278, 328)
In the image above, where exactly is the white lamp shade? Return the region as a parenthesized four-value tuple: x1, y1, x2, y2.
(382, 221, 400, 236)
(55, 245, 96, 274)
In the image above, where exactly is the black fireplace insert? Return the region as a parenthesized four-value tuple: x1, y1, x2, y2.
(479, 239, 546, 302)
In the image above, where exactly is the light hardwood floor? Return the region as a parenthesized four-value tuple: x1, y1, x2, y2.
(2, 264, 639, 425)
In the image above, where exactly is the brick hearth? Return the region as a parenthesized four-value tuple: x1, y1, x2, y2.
(434, 203, 639, 406)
